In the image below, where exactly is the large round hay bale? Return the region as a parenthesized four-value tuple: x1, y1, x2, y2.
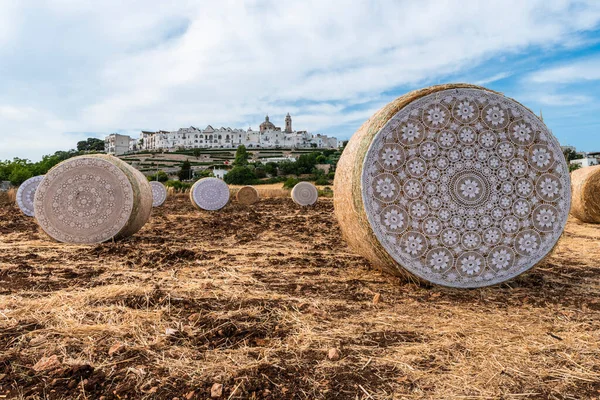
(291, 182, 318, 206)
(150, 181, 167, 207)
(334, 83, 571, 288)
(190, 177, 230, 211)
(16, 175, 44, 217)
(570, 165, 600, 223)
(236, 185, 259, 205)
(34, 155, 153, 244)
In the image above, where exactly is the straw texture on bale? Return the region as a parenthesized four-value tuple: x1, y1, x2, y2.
(291, 182, 318, 206)
(190, 177, 230, 211)
(16, 175, 44, 217)
(334, 83, 571, 288)
(150, 181, 168, 207)
(570, 165, 600, 223)
(34, 154, 153, 244)
(236, 185, 259, 205)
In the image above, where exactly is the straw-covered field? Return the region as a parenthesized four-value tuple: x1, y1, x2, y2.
(1, 195, 600, 399)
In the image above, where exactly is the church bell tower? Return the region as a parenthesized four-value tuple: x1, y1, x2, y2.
(285, 113, 292, 133)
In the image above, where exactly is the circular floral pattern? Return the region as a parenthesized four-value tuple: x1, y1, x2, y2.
(291, 181, 318, 206)
(16, 175, 44, 217)
(362, 88, 570, 288)
(33, 158, 135, 244)
(150, 181, 167, 207)
(192, 177, 230, 210)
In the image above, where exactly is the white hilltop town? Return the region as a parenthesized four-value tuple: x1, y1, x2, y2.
(105, 114, 339, 156)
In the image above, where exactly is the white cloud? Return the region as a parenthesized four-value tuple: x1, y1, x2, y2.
(537, 93, 594, 106)
(528, 58, 600, 83)
(475, 72, 513, 85)
(1, 0, 600, 160)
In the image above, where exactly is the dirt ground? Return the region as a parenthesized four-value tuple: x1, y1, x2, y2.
(0, 196, 599, 399)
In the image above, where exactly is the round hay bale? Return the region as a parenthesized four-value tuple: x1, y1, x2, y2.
(334, 83, 571, 288)
(16, 175, 44, 217)
(570, 165, 600, 223)
(33, 155, 153, 244)
(150, 181, 168, 207)
(236, 185, 259, 205)
(291, 182, 318, 206)
(190, 177, 230, 211)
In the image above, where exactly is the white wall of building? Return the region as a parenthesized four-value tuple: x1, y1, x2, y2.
(571, 157, 599, 168)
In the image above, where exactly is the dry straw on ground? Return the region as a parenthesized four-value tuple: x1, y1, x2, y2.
(236, 185, 260, 205)
(571, 165, 600, 223)
(0, 197, 599, 399)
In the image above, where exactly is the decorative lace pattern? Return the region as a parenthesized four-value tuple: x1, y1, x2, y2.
(150, 181, 167, 207)
(361, 88, 570, 288)
(34, 158, 134, 243)
(292, 182, 318, 206)
(192, 178, 230, 211)
(16, 175, 44, 217)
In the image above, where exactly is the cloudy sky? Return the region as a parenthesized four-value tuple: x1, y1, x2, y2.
(1, 0, 600, 161)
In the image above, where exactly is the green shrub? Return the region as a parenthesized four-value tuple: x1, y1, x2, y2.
(224, 166, 256, 185)
(147, 170, 169, 182)
(315, 176, 330, 186)
(164, 180, 192, 192)
(283, 177, 300, 189)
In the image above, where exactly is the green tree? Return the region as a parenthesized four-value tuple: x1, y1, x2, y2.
(233, 145, 249, 166)
(264, 162, 278, 177)
(283, 177, 300, 189)
(569, 163, 582, 172)
(193, 148, 201, 158)
(194, 169, 214, 179)
(255, 167, 267, 179)
(223, 166, 256, 185)
(296, 152, 320, 174)
(77, 138, 105, 152)
(278, 160, 297, 175)
(9, 165, 33, 185)
(148, 170, 169, 182)
(178, 159, 192, 181)
(316, 154, 327, 164)
(563, 148, 583, 162)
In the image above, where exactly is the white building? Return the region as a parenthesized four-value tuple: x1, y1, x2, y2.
(134, 114, 337, 152)
(104, 133, 131, 156)
(571, 157, 599, 168)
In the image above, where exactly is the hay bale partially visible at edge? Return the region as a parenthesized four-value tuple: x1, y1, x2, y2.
(333, 83, 571, 288)
(571, 165, 600, 223)
(34, 154, 152, 244)
(236, 185, 259, 205)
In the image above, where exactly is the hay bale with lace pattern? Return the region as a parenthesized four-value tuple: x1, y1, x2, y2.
(291, 182, 318, 206)
(333, 83, 571, 288)
(34, 154, 152, 244)
(190, 177, 230, 211)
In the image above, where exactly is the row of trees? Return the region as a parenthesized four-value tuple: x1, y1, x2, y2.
(0, 149, 85, 185)
(223, 145, 339, 185)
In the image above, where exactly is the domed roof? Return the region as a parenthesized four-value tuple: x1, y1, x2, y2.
(260, 115, 276, 131)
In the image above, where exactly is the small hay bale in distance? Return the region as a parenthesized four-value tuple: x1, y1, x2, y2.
(291, 182, 318, 206)
(190, 177, 230, 211)
(236, 185, 259, 205)
(333, 83, 571, 288)
(34, 154, 153, 244)
(16, 175, 44, 217)
(570, 165, 600, 223)
(150, 181, 168, 207)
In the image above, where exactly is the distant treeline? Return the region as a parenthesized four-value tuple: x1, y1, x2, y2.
(1, 138, 107, 186)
